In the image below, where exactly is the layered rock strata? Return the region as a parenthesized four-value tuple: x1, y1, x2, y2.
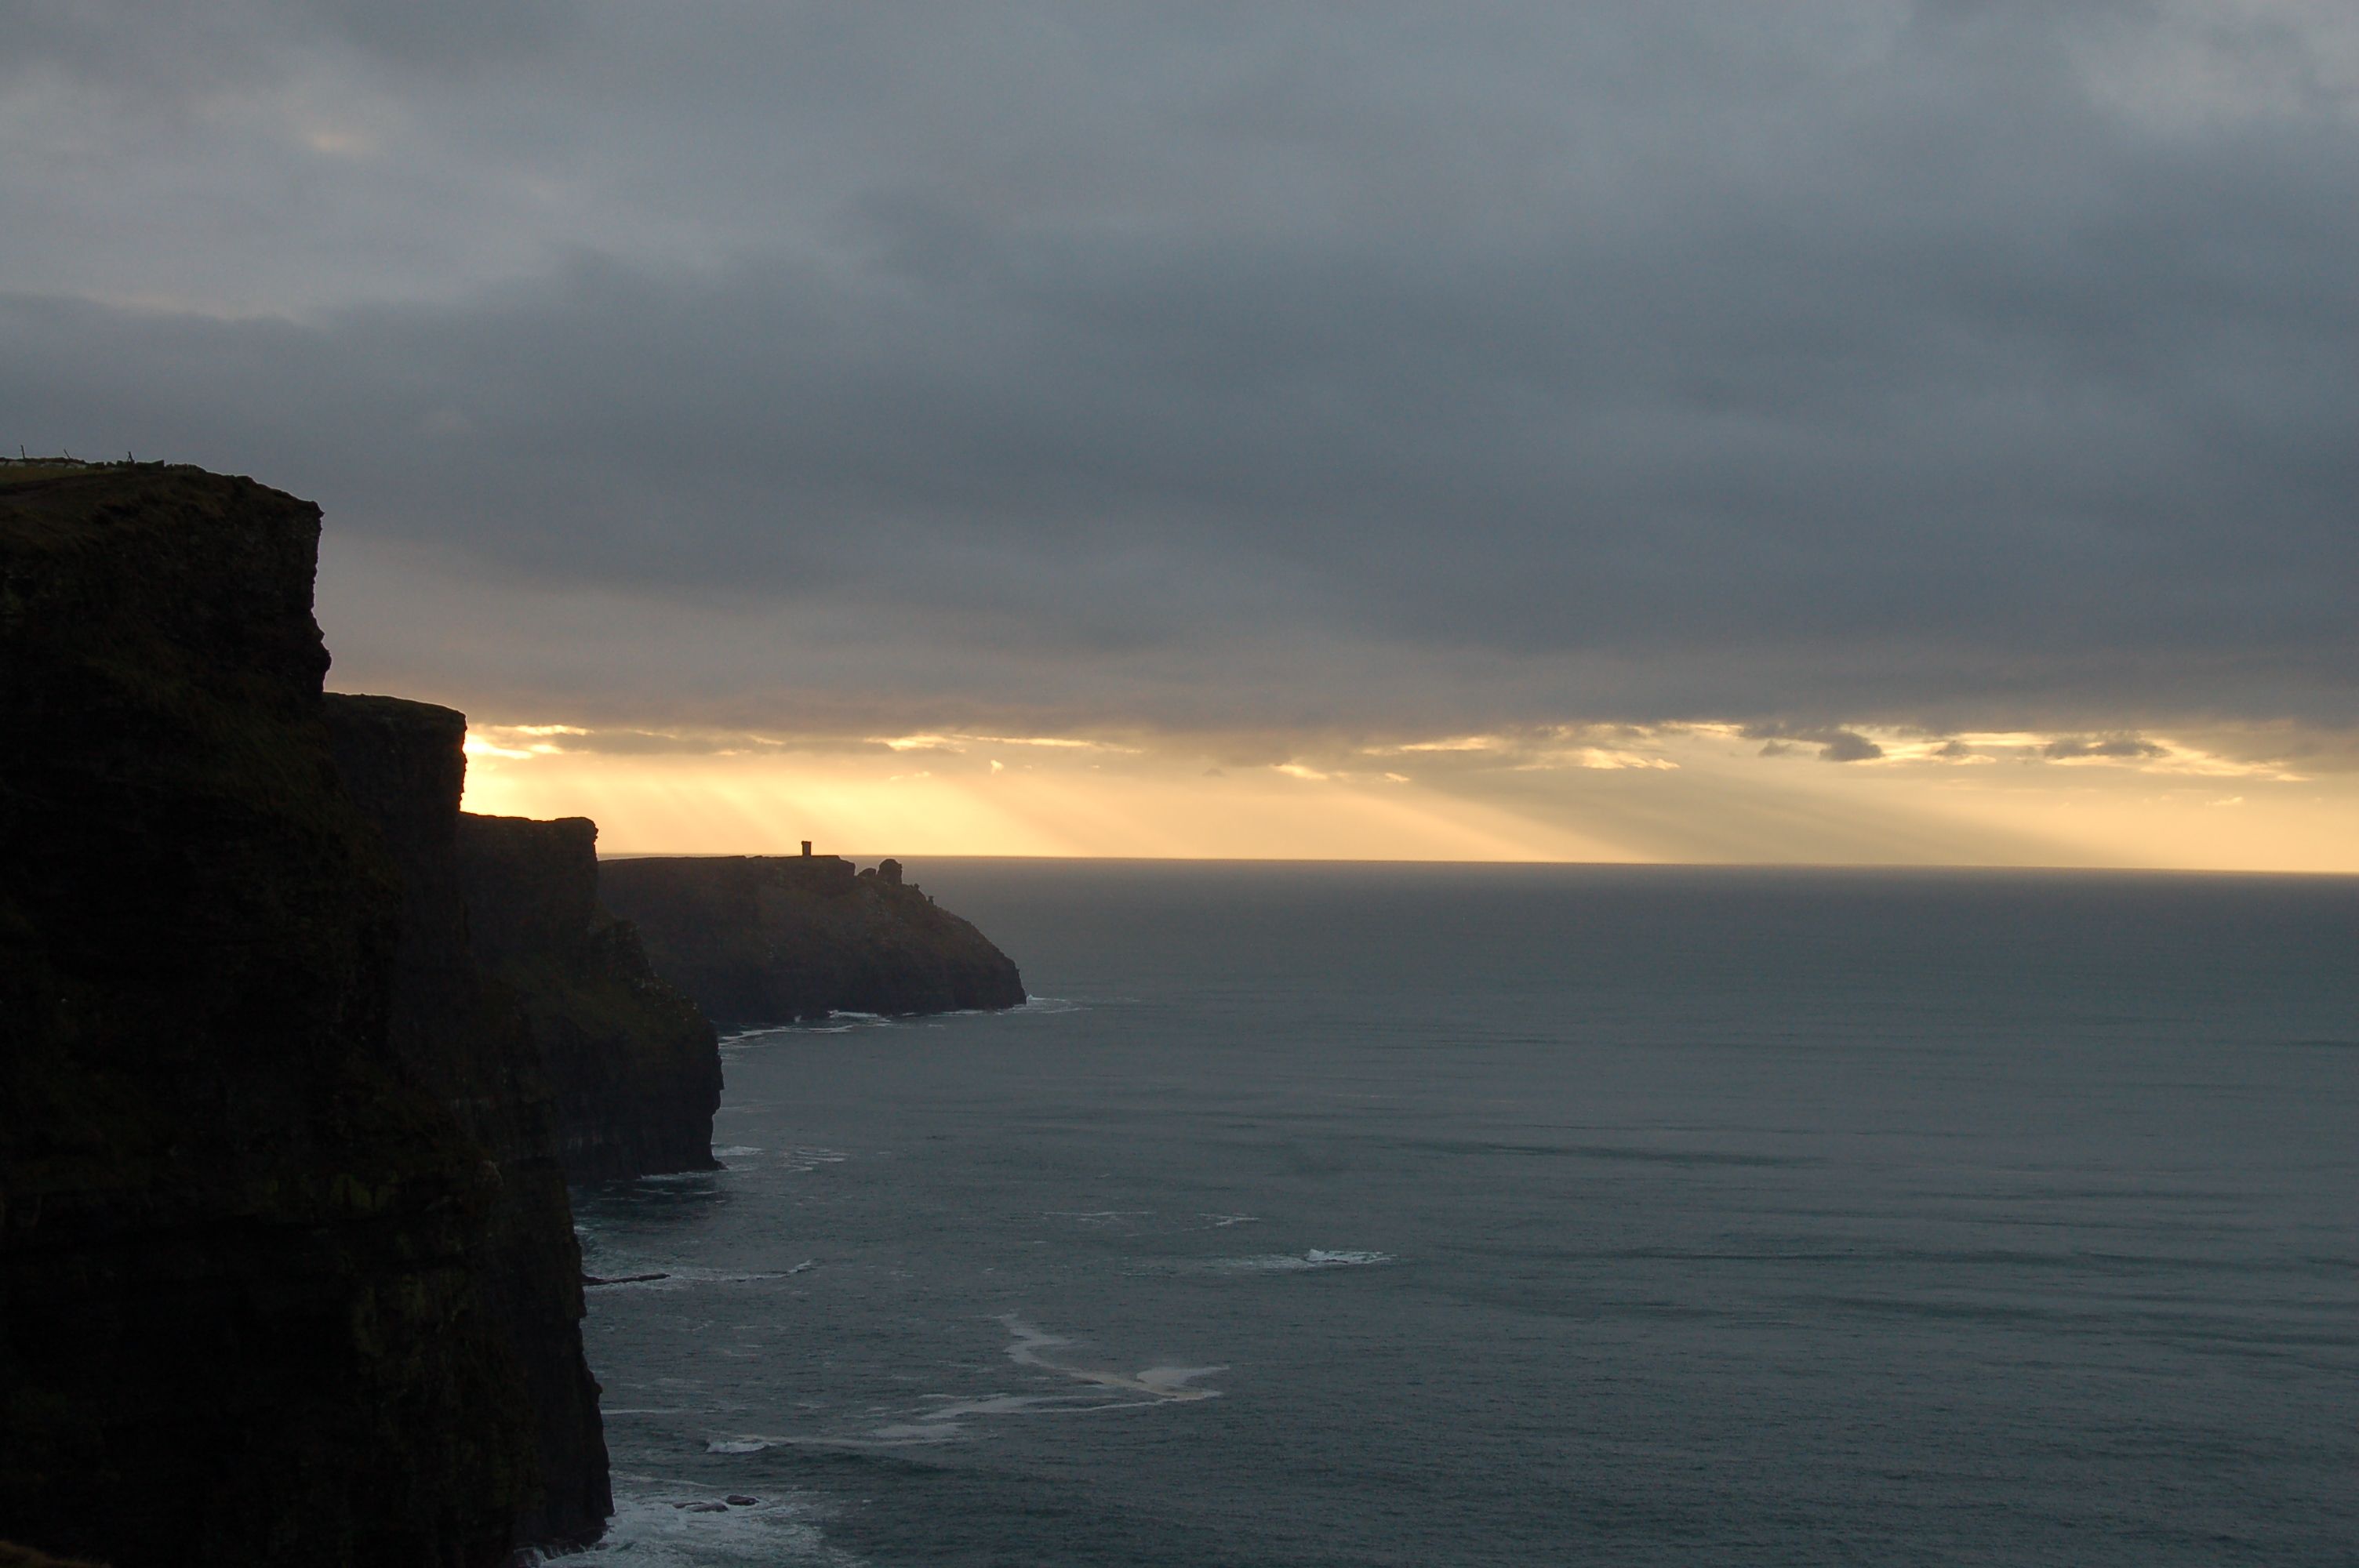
(455, 814, 722, 1182)
(600, 855, 1026, 1024)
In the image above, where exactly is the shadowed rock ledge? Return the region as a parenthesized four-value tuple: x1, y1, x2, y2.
(456, 814, 722, 1182)
(600, 855, 1025, 1025)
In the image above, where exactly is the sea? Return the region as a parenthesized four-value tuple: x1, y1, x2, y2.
(565, 862, 2357, 1566)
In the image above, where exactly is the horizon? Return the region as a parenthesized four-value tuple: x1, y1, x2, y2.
(456, 712, 2359, 873)
(585, 846, 2359, 881)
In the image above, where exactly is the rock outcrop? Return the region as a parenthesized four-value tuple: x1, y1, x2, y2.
(0, 466, 606, 1565)
(455, 814, 722, 1182)
(599, 855, 1026, 1024)
(323, 699, 612, 1549)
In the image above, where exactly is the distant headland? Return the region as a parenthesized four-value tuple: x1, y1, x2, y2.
(602, 849, 1026, 1025)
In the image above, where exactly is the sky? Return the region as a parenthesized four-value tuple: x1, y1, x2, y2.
(5, 1, 2356, 868)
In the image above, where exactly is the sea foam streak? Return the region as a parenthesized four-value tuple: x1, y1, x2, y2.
(586, 1261, 806, 1293)
(998, 1313, 1226, 1402)
(1190, 1249, 1395, 1272)
(704, 1316, 1223, 1454)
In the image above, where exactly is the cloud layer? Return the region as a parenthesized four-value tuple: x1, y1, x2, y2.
(5, 2, 2356, 754)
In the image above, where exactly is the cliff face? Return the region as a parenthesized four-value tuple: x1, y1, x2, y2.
(599, 855, 1026, 1024)
(0, 470, 530, 1566)
(322, 700, 612, 1549)
(455, 815, 722, 1182)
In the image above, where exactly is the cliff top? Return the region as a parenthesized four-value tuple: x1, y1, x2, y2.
(1, 464, 329, 713)
(0, 456, 165, 482)
(323, 695, 471, 837)
(0, 460, 274, 514)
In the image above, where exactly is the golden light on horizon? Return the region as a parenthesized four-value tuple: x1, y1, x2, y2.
(456, 720, 2359, 873)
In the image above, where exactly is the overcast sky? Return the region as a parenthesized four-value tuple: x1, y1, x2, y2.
(6, 2, 2355, 862)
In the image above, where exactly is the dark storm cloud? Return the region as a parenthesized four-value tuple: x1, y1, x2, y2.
(2041, 736, 2170, 760)
(1816, 733, 1888, 764)
(4, 2, 2355, 737)
(1745, 724, 1888, 764)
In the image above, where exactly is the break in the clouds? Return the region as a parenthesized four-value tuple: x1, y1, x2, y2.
(5, 1, 2357, 759)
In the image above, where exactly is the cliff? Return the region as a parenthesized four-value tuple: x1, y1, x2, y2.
(455, 815, 722, 1182)
(0, 467, 620, 1564)
(322, 699, 612, 1548)
(0, 469, 533, 1565)
(599, 855, 1026, 1024)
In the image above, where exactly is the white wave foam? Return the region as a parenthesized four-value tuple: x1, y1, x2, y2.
(795, 1011, 904, 1035)
(1135, 1364, 1227, 1395)
(998, 1314, 1223, 1403)
(1043, 1209, 1152, 1225)
(712, 1145, 761, 1158)
(1200, 1248, 1396, 1273)
(724, 997, 1084, 1046)
(538, 1487, 849, 1566)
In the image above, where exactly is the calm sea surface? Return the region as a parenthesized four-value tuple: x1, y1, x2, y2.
(567, 862, 2357, 1566)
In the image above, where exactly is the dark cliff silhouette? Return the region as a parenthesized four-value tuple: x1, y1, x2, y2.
(456, 814, 722, 1181)
(0, 469, 547, 1564)
(0, 469, 605, 1564)
(601, 854, 1026, 1024)
(0, 463, 1031, 1563)
(322, 698, 612, 1548)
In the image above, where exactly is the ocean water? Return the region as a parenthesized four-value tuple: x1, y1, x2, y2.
(565, 863, 2358, 1566)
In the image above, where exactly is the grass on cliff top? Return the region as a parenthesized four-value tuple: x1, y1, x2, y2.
(0, 460, 178, 488)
